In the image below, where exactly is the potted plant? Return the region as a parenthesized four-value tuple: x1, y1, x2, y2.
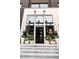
(46, 34, 57, 44)
(27, 34, 34, 44)
(53, 31, 59, 44)
(21, 31, 34, 44)
(21, 31, 27, 44)
(45, 35, 52, 44)
(51, 34, 57, 44)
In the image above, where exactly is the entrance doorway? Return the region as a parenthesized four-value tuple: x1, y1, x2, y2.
(36, 27, 44, 44)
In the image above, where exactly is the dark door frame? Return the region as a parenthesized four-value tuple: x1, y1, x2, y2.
(36, 27, 44, 44)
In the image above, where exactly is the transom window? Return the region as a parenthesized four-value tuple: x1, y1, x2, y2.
(31, 4, 48, 8)
(27, 15, 53, 23)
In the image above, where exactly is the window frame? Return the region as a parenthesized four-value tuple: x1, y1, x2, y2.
(27, 15, 53, 23)
(31, 3, 48, 8)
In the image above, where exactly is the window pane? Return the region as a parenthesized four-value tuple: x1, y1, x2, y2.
(45, 16, 52, 22)
(27, 15, 53, 23)
(31, 4, 39, 8)
(27, 16, 35, 23)
(40, 4, 48, 8)
(36, 16, 44, 22)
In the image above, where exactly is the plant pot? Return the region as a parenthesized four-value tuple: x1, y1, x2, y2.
(21, 38, 25, 44)
(55, 40, 57, 44)
(28, 40, 30, 44)
(23, 40, 26, 44)
(48, 40, 51, 44)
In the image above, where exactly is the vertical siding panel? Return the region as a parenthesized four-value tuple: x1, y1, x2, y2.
(22, 0, 29, 8)
(20, 7, 24, 28)
(50, 0, 58, 7)
(20, 0, 30, 28)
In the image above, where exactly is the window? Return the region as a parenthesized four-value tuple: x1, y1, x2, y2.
(20, 3, 22, 8)
(36, 16, 44, 22)
(40, 4, 48, 8)
(45, 16, 53, 22)
(27, 15, 53, 23)
(27, 15, 35, 23)
(58, 2, 59, 7)
(20, 5, 22, 8)
(31, 4, 39, 8)
(31, 4, 48, 8)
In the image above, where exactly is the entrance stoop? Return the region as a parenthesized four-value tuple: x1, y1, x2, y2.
(20, 44, 59, 59)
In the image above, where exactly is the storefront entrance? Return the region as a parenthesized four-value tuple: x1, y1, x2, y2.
(36, 27, 44, 44)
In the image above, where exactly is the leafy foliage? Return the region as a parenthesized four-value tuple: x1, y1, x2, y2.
(46, 35, 55, 41)
(21, 31, 27, 38)
(45, 33, 59, 44)
(21, 31, 34, 44)
(27, 35, 34, 41)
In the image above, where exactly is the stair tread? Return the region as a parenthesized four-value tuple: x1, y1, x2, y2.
(20, 44, 59, 47)
(20, 55, 59, 58)
(20, 53, 59, 56)
(20, 44, 59, 59)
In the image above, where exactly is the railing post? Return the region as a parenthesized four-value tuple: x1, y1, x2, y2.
(34, 10, 36, 44)
(43, 10, 46, 44)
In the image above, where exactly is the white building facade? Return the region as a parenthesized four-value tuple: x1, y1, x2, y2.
(21, 8, 59, 44)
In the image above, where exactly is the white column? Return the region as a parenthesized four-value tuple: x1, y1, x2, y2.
(34, 10, 36, 44)
(43, 10, 46, 44)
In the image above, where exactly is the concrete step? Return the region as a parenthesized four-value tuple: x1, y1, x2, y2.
(21, 53, 58, 56)
(20, 44, 59, 59)
(20, 44, 59, 47)
(21, 50, 59, 53)
(21, 58, 58, 59)
(21, 47, 58, 50)
(20, 54, 59, 59)
(20, 56, 58, 59)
